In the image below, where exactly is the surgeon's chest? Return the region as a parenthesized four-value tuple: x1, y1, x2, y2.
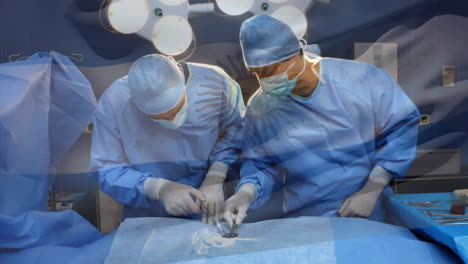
(263, 100, 375, 160)
(119, 104, 221, 164)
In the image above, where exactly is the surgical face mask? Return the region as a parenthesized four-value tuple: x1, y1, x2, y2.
(154, 96, 188, 129)
(259, 58, 307, 96)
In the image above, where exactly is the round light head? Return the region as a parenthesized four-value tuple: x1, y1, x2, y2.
(216, 0, 254, 16)
(152, 16, 193, 56)
(108, 0, 149, 34)
(272, 6, 308, 38)
(159, 0, 187, 6)
(268, 0, 288, 3)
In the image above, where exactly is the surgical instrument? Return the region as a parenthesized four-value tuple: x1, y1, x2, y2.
(417, 209, 449, 212)
(421, 210, 467, 218)
(442, 222, 468, 225)
(437, 218, 468, 224)
(405, 200, 441, 204)
(199, 202, 231, 236)
(404, 201, 444, 207)
(223, 208, 239, 238)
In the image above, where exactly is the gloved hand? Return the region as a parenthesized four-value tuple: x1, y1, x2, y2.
(223, 183, 257, 228)
(338, 166, 392, 218)
(198, 162, 227, 225)
(144, 177, 205, 216)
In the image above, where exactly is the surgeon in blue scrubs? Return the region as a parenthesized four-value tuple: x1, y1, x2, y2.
(223, 14, 420, 227)
(89, 54, 245, 223)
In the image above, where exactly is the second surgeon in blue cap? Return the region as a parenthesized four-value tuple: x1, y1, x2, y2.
(89, 55, 245, 224)
(223, 14, 420, 227)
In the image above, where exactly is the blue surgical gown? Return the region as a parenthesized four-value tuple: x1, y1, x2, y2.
(89, 62, 245, 218)
(239, 58, 420, 219)
(0, 52, 97, 216)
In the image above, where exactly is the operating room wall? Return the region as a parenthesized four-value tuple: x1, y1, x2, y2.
(1, 0, 467, 192)
(315, 0, 468, 171)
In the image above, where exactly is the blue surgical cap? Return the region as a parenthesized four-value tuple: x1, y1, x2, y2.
(128, 54, 185, 115)
(240, 14, 301, 68)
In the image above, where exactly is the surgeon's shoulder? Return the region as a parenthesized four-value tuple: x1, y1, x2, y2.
(189, 62, 226, 76)
(97, 76, 131, 112)
(323, 58, 392, 99)
(323, 58, 385, 82)
(245, 88, 281, 118)
(188, 62, 238, 89)
(246, 88, 264, 106)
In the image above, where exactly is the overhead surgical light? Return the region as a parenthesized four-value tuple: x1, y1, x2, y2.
(152, 16, 193, 56)
(271, 6, 307, 38)
(106, 0, 214, 56)
(216, 0, 254, 16)
(215, 0, 324, 38)
(268, 0, 289, 3)
(159, 0, 186, 6)
(107, 0, 149, 34)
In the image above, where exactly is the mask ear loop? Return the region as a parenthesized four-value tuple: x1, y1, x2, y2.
(309, 57, 326, 85)
(171, 92, 189, 126)
(299, 39, 308, 50)
(301, 38, 322, 82)
(284, 59, 297, 74)
(293, 56, 308, 79)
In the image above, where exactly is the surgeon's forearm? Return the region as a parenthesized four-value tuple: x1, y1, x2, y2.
(143, 177, 169, 200)
(210, 99, 245, 167)
(368, 166, 392, 187)
(374, 108, 420, 179)
(210, 128, 243, 168)
(237, 158, 279, 209)
(206, 161, 228, 181)
(98, 166, 152, 208)
(237, 183, 258, 205)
